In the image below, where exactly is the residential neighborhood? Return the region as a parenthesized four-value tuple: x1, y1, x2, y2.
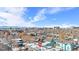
(0, 27, 79, 51)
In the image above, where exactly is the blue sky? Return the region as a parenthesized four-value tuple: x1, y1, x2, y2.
(26, 7, 79, 27)
(0, 7, 79, 27)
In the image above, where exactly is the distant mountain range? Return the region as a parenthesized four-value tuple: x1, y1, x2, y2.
(0, 26, 79, 29)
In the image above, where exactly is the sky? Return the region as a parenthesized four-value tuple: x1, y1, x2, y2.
(0, 7, 79, 28)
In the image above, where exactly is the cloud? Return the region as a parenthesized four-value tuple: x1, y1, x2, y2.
(30, 8, 46, 23)
(28, 7, 75, 27)
(0, 12, 24, 26)
(30, 7, 75, 23)
(0, 7, 75, 27)
(46, 7, 62, 14)
(0, 7, 27, 16)
(30, 8, 61, 23)
(46, 7, 75, 14)
(0, 7, 33, 27)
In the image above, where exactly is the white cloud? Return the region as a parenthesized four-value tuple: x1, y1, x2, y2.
(30, 7, 75, 23)
(28, 7, 75, 27)
(46, 7, 75, 14)
(0, 7, 36, 27)
(0, 7, 27, 16)
(30, 8, 61, 23)
(30, 8, 46, 23)
(0, 12, 25, 26)
(0, 7, 76, 27)
(46, 7, 62, 14)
